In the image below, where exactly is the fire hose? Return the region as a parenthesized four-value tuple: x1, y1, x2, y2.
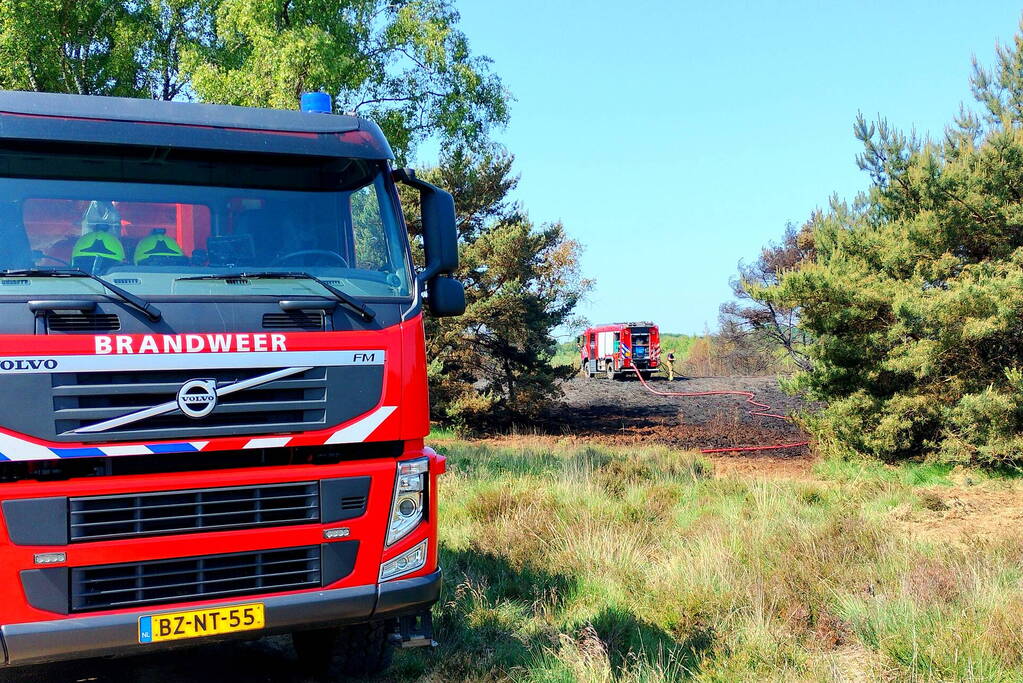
(629, 365, 809, 454)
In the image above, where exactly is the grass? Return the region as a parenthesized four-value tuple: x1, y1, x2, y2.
(813, 456, 1023, 487)
(389, 439, 1023, 682)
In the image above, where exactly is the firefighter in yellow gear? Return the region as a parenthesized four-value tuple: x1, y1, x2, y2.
(663, 351, 676, 381)
(134, 228, 188, 265)
(71, 201, 125, 275)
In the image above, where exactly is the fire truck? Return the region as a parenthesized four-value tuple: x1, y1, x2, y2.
(579, 322, 660, 380)
(0, 90, 465, 678)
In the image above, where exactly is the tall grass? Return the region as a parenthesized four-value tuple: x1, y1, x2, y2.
(390, 440, 1023, 681)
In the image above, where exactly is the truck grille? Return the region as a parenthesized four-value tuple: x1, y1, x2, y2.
(69, 482, 319, 542)
(52, 367, 328, 440)
(262, 311, 325, 330)
(70, 546, 320, 612)
(47, 312, 120, 332)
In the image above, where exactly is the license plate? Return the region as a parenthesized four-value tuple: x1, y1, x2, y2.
(139, 603, 264, 644)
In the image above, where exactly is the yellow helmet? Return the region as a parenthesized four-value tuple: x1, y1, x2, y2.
(134, 229, 187, 265)
(72, 229, 125, 274)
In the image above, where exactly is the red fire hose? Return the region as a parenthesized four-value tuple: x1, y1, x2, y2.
(629, 366, 809, 454)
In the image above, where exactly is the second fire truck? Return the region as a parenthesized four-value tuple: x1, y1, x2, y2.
(579, 322, 660, 380)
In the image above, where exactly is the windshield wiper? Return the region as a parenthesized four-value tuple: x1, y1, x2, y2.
(176, 271, 375, 322)
(3, 268, 161, 322)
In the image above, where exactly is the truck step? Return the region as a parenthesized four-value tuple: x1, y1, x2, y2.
(388, 611, 437, 649)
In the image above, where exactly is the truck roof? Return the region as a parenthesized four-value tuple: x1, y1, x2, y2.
(587, 322, 656, 330)
(0, 90, 393, 160)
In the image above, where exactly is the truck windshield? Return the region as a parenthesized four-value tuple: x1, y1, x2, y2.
(0, 165, 411, 299)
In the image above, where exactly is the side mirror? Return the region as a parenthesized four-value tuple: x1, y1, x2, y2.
(393, 168, 458, 281)
(394, 168, 464, 318)
(421, 186, 457, 277)
(427, 275, 466, 317)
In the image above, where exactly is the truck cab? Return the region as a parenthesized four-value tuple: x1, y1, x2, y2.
(0, 90, 463, 677)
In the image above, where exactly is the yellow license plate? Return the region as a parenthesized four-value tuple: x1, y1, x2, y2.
(139, 603, 264, 644)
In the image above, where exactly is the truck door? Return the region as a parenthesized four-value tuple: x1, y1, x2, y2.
(587, 333, 597, 373)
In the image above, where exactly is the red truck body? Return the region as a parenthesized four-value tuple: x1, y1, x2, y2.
(579, 322, 660, 379)
(0, 90, 464, 675)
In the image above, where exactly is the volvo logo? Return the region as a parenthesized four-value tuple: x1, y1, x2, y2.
(73, 366, 311, 435)
(176, 379, 218, 418)
(0, 358, 58, 372)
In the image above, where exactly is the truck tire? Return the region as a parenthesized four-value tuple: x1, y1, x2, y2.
(606, 361, 616, 380)
(292, 620, 394, 679)
(581, 358, 594, 378)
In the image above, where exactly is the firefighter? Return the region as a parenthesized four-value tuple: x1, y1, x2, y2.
(71, 201, 125, 274)
(134, 228, 189, 265)
(664, 351, 676, 381)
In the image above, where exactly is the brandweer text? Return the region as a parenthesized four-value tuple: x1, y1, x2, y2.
(95, 334, 288, 355)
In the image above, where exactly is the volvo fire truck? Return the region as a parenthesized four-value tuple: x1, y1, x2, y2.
(0, 90, 465, 678)
(579, 322, 660, 380)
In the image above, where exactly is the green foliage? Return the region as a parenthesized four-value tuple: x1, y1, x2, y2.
(405, 148, 592, 432)
(0, 0, 507, 160)
(763, 19, 1023, 467)
(550, 340, 579, 368)
(0, 0, 153, 97)
(722, 221, 815, 372)
(658, 333, 697, 360)
(0, 1, 218, 99)
(179, 0, 508, 161)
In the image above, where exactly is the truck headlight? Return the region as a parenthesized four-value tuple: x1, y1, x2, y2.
(387, 457, 428, 545)
(380, 539, 428, 581)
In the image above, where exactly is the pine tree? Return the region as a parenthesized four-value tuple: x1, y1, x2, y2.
(403, 148, 591, 432)
(764, 17, 1023, 465)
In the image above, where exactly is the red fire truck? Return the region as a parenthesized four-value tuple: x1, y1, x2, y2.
(0, 90, 464, 678)
(579, 322, 660, 380)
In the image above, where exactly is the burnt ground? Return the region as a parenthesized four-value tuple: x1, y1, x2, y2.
(539, 373, 812, 455)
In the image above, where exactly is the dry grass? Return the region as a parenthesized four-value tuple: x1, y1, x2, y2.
(388, 441, 1023, 682)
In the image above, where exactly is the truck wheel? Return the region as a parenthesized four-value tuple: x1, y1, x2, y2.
(293, 620, 393, 679)
(581, 358, 594, 378)
(606, 361, 616, 380)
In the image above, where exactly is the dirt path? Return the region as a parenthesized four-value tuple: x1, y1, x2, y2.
(893, 481, 1023, 547)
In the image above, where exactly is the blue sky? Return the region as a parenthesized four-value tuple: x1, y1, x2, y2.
(442, 0, 1023, 335)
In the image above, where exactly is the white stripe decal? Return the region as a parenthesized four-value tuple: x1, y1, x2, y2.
(99, 445, 152, 456)
(325, 406, 396, 444)
(189, 441, 209, 450)
(0, 350, 385, 374)
(244, 437, 292, 449)
(0, 433, 58, 461)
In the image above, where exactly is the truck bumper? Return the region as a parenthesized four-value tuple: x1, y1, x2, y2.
(0, 570, 442, 667)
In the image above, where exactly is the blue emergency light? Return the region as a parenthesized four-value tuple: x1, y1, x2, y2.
(300, 92, 332, 114)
